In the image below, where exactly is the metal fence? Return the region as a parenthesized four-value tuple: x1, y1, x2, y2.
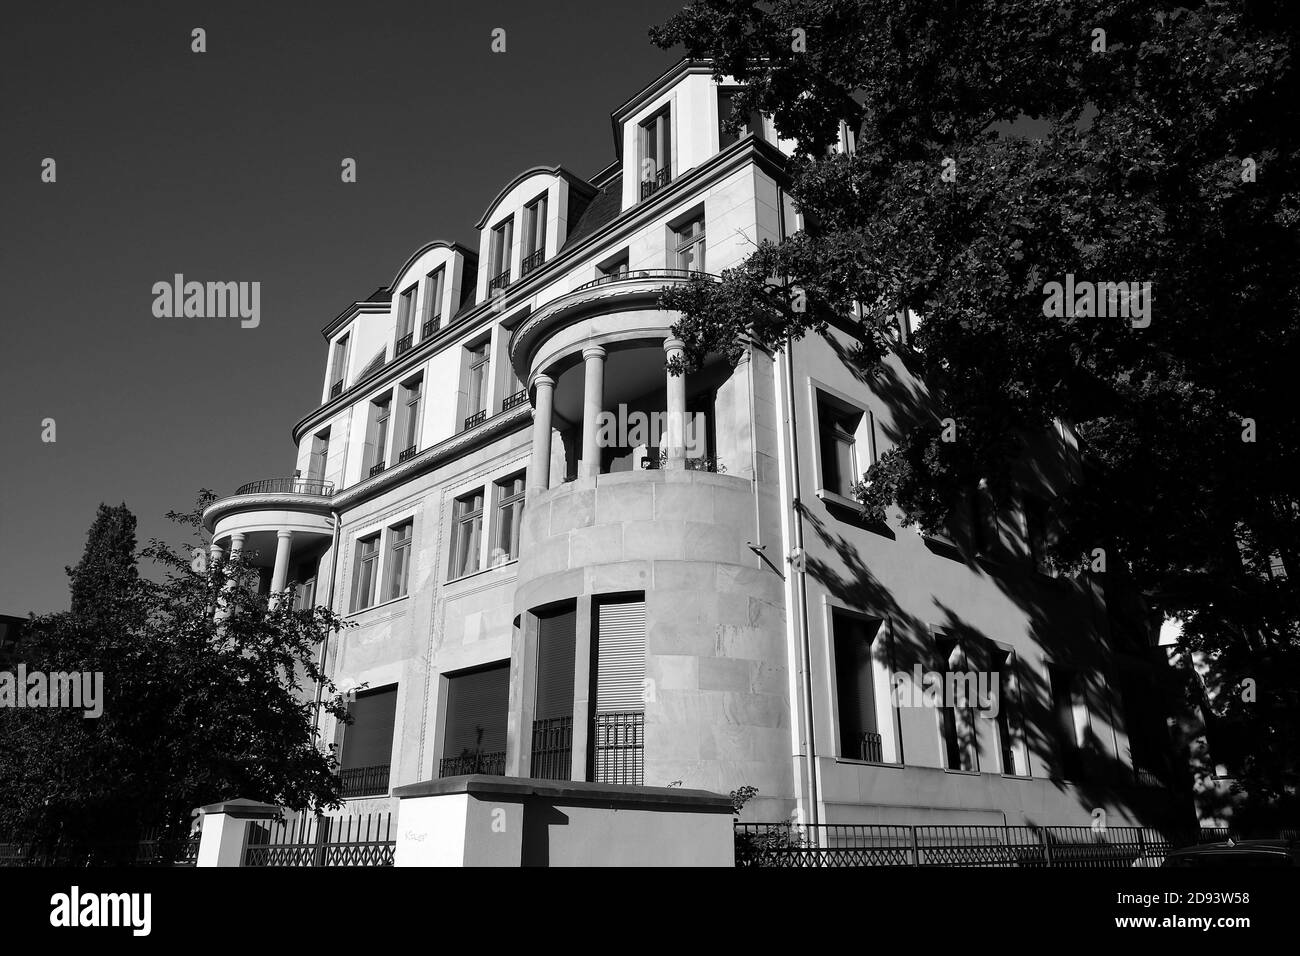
(242, 811, 395, 867)
(530, 716, 573, 781)
(734, 823, 1270, 868)
(1, 826, 199, 867)
(439, 750, 507, 777)
(593, 712, 645, 786)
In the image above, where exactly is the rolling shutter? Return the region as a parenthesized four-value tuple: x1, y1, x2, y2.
(596, 599, 646, 713)
(443, 662, 510, 756)
(342, 685, 397, 770)
(534, 606, 576, 721)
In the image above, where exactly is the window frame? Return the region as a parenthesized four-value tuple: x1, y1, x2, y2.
(385, 520, 414, 601)
(492, 472, 526, 566)
(351, 532, 382, 612)
(449, 488, 486, 580)
(809, 383, 876, 508)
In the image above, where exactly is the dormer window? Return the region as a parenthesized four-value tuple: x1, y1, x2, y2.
(330, 334, 350, 397)
(673, 214, 705, 272)
(522, 194, 547, 276)
(395, 285, 417, 356)
(423, 266, 445, 340)
(718, 88, 763, 148)
(489, 217, 513, 293)
(639, 107, 672, 199)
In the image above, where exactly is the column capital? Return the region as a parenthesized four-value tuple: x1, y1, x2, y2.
(663, 337, 685, 355)
(581, 344, 607, 361)
(276, 529, 294, 540)
(530, 372, 556, 391)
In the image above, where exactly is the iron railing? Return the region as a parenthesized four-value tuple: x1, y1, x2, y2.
(422, 318, 439, 340)
(859, 732, 884, 763)
(573, 268, 713, 295)
(593, 711, 644, 785)
(464, 409, 487, 430)
(338, 763, 390, 798)
(530, 716, 572, 780)
(234, 477, 334, 497)
(733, 824, 1265, 869)
(330, 380, 344, 398)
(640, 167, 671, 199)
(398, 444, 419, 463)
(2, 827, 199, 867)
(243, 812, 394, 867)
(501, 388, 529, 411)
(439, 751, 507, 777)
(521, 249, 545, 275)
(368, 461, 386, 478)
(1134, 765, 1167, 788)
(395, 332, 414, 356)
(488, 269, 511, 293)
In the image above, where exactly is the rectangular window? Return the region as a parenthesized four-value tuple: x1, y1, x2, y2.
(493, 473, 526, 565)
(990, 648, 1027, 775)
(489, 217, 513, 291)
(307, 429, 330, 483)
(449, 489, 484, 579)
(673, 214, 705, 272)
(938, 634, 979, 772)
(397, 377, 422, 460)
(718, 88, 764, 147)
(465, 341, 491, 423)
(340, 685, 397, 796)
(331, 334, 350, 392)
(833, 612, 882, 761)
(440, 662, 510, 777)
(423, 266, 445, 336)
(396, 284, 417, 349)
(365, 394, 391, 473)
(522, 195, 547, 274)
(818, 396, 864, 498)
(386, 520, 413, 601)
(531, 604, 576, 780)
(640, 107, 672, 196)
(352, 534, 381, 611)
(598, 253, 629, 279)
(593, 598, 647, 785)
(1049, 665, 1089, 779)
(1024, 496, 1052, 573)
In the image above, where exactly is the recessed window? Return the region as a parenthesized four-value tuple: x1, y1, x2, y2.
(386, 521, 413, 601)
(450, 490, 485, 579)
(365, 394, 391, 475)
(340, 685, 396, 796)
(396, 284, 417, 353)
(1024, 495, 1053, 574)
(441, 662, 510, 777)
(718, 87, 764, 147)
(330, 334, 350, 394)
(493, 473, 526, 565)
(423, 266, 445, 337)
(673, 214, 705, 272)
(307, 429, 330, 484)
(639, 107, 671, 198)
(1049, 665, 1089, 780)
(598, 252, 629, 279)
(817, 395, 866, 498)
(489, 217, 513, 292)
(397, 377, 422, 461)
(936, 633, 979, 772)
(832, 612, 883, 762)
(593, 597, 647, 785)
(464, 341, 491, 427)
(522, 194, 547, 275)
(352, 533, 381, 611)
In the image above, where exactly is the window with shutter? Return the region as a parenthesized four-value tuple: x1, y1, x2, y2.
(440, 662, 509, 777)
(531, 605, 576, 779)
(593, 598, 646, 784)
(341, 685, 397, 772)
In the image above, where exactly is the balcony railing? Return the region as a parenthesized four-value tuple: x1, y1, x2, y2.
(338, 763, 391, 798)
(330, 380, 344, 398)
(521, 249, 544, 276)
(233, 477, 335, 497)
(394, 332, 414, 356)
(572, 268, 713, 295)
(438, 751, 507, 778)
(501, 388, 529, 412)
(859, 731, 884, 763)
(422, 318, 439, 340)
(488, 269, 511, 293)
(464, 409, 487, 431)
(398, 445, 419, 463)
(530, 716, 572, 781)
(639, 167, 671, 199)
(593, 711, 644, 785)
(368, 461, 386, 478)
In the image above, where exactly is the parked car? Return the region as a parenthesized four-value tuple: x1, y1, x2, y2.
(1163, 839, 1300, 867)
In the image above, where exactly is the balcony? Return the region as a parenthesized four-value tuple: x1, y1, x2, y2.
(330, 380, 344, 399)
(398, 445, 419, 463)
(233, 477, 334, 497)
(422, 318, 439, 340)
(501, 388, 529, 412)
(395, 332, 414, 357)
(521, 249, 544, 276)
(529, 716, 572, 781)
(639, 167, 671, 199)
(572, 268, 711, 296)
(338, 763, 390, 798)
(438, 751, 506, 778)
(488, 269, 511, 293)
(464, 409, 487, 431)
(368, 461, 387, 478)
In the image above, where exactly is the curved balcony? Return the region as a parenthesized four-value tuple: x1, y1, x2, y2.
(202, 476, 336, 560)
(234, 477, 334, 497)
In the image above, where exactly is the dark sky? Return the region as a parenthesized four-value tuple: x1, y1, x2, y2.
(0, 0, 686, 614)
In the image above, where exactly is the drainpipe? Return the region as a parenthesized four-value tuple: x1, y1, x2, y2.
(776, 184, 820, 829)
(312, 508, 342, 738)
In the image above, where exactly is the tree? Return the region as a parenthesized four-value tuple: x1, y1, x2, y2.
(651, 0, 1299, 818)
(0, 494, 353, 862)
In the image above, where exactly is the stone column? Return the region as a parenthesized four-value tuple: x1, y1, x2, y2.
(580, 346, 606, 479)
(663, 337, 687, 469)
(229, 533, 245, 561)
(208, 541, 224, 567)
(527, 374, 556, 498)
(269, 529, 293, 607)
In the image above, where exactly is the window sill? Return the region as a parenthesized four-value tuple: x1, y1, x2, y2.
(347, 593, 410, 618)
(445, 558, 518, 586)
(816, 488, 860, 510)
(834, 757, 903, 769)
(941, 767, 982, 776)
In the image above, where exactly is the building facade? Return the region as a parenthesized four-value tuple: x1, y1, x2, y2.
(202, 60, 1184, 829)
